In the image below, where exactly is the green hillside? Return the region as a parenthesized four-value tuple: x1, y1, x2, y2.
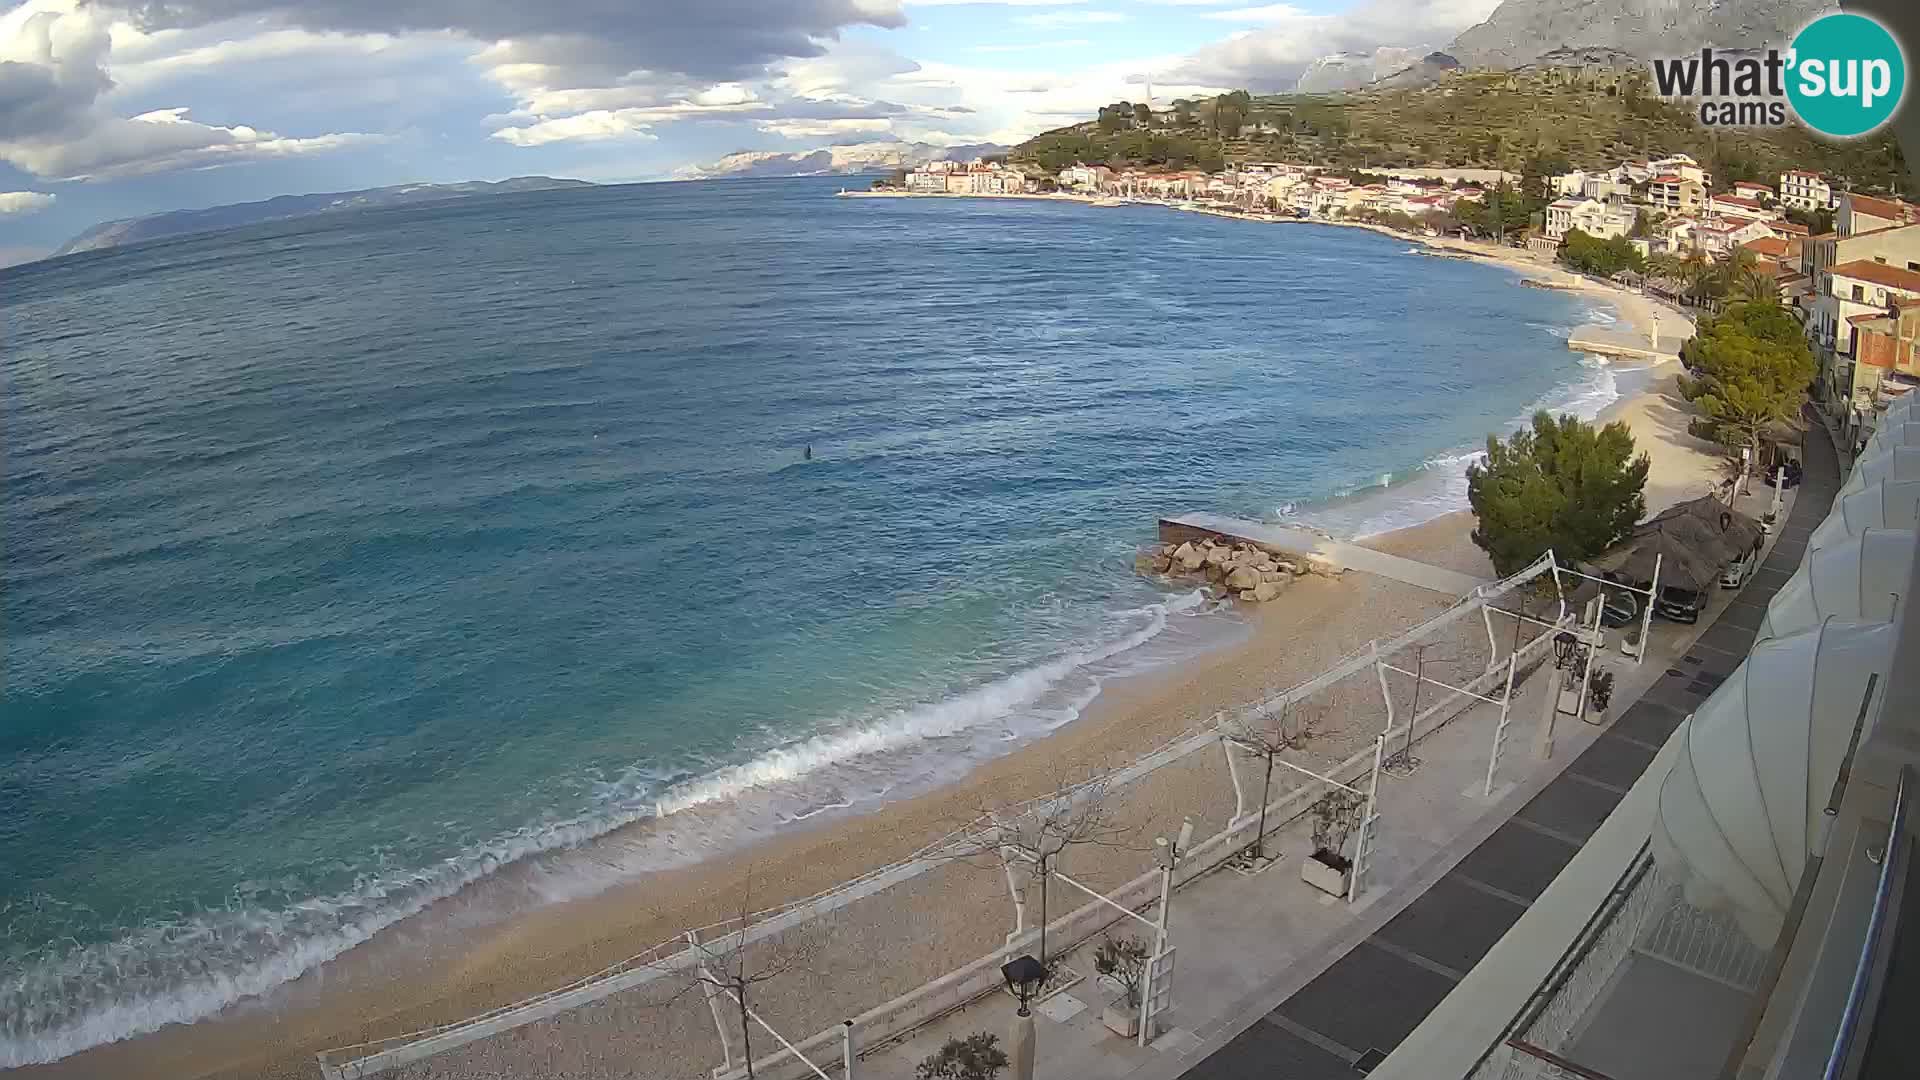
(1012, 75, 1907, 194)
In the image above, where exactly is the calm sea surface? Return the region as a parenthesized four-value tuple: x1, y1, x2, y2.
(1, 177, 1620, 1062)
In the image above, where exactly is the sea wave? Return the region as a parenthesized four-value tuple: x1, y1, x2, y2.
(0, 587, 1211, 1067)
(1293, 360, 1626, 539)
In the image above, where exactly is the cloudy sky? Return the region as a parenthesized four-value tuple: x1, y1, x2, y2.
(0, 0, 1499, 257)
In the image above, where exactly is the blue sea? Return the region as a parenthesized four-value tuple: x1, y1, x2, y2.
(1, 177, 1628, 1063)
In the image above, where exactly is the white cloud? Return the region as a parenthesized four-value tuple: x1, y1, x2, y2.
(0, 2, 378, 179)
(5, 106, 382, 179)
(903, 0, 1088, 6)
(754, 116, 893, 138)
(0, 190, 56, 213)
(970, 38, 1091, 53)
(1170, 0, 1497, 89)
(1200, 4, 1312, 23)
(1015, 10, 1129, 27)
(490, 108, 664, 146)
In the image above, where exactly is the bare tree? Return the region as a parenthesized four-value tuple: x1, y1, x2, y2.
(950, 773, 1135, 980)
(1222, 697, 1316, 862)
(670, 871, 821, 1079)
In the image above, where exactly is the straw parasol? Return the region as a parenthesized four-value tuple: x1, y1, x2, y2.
(1650, 495, 1762, 557)
(1595, 529, 1720, 590)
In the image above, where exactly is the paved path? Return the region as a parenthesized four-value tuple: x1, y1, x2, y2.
(1160, 513, 1490, 598)
(1169, 415, 1840, 1079)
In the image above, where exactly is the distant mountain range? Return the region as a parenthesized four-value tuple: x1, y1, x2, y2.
(1443, 0, 1833, 71)
(52, 177, 593, 257)
(676, 141, 1010, 181)
(1290, 0, 1833, 93)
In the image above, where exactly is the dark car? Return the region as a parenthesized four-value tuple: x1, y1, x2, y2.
(1600, 589, 1640, 628)
(1655, 584, 1707, 623)
(1763, 460, 1804, 489)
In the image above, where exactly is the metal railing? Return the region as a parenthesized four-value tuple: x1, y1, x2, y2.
(1820, 763, 1913, 1080)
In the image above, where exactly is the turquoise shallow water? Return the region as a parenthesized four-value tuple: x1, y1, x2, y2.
(1, 177, 1615, 1062)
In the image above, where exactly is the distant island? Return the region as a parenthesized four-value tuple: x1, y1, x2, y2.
(52, 177, 594, 257)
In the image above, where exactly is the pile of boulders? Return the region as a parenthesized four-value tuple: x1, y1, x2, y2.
(1135, 536, 1343, 603)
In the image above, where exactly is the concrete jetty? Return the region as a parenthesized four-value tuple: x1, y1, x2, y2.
(1566, 325, 1685, 363)
(1158, 512, 1491, 596)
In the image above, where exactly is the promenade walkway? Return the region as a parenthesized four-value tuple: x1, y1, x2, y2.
(1155, 412, 1838, 1080)
(1159, 513, 1490, 597)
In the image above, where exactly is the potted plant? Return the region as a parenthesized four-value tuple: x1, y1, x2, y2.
(1301, 789, 1365, 897)
(917, 1032, 1010, 1080)
(1619, 624, 1644, 659)
(1093, 935, 1152, 1038)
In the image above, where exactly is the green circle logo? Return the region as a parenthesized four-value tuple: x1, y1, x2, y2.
(1787, 13, 1906, 138)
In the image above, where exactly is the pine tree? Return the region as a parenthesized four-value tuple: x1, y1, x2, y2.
(1467, 412, 1650, 575)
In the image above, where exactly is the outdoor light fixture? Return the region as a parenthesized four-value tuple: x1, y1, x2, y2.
(1553, 630, 1579, 668)
(1001, 954, 1046, 1016)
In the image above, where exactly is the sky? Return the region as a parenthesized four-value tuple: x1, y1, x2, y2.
(0, 0, 1502, 257)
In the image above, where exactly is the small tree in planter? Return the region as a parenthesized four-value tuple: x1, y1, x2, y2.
(1223, 698, 1317, 867)
(1301, 788, 1366, 897)
(917, 1033, 1010, 1080)
(1093, 935, 1152, 1038)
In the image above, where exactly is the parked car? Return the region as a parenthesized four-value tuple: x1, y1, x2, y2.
(1655, 584, 1708, 623)
(1720, 552, 1753, 589)
(1600, 589, 1640, 628)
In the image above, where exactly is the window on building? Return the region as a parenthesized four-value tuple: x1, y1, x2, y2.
(1877, 256, 1889, 264)
(1854, 284, 1866, 301)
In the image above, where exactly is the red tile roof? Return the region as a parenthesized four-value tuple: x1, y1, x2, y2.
(1651, 174, 1684, 184)
(1743, 236, 1790, 258)
(1829, 260, 1920, 292)
(1848, 194, 1919, 222)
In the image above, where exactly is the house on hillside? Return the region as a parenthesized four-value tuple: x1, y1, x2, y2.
(1779, 169, 1834, 210)
(1840, 192, 1920, 236)
(1708, 193, 1779, 221)
(1648, 174, 1705, 214)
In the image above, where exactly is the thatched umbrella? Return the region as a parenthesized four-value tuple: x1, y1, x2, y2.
(1596, 531, 1719, 591)
(1649, 513, 1748, 565)
(1648, 495, 1762, 559)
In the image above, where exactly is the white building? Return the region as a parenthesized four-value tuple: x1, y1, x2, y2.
(1546, 197, 1639, 241)
(1056, 164, 1111, 190)
(1780, 170, 1834, 210)
(1708, 193, 1780, 221)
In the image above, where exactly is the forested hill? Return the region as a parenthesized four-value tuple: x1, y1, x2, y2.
(1012, 78, 1906, 194)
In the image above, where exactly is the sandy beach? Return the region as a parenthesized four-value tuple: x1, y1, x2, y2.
(20, 211, 1723, 1080)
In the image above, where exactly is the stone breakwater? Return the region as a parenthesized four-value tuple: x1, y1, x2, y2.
(1135, 535, 1344, 603)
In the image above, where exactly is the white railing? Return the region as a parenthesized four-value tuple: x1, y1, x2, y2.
(318, 552, 1568, 1080)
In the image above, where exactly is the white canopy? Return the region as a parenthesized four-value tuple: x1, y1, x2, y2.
(1839, 444, 1920, 497)
(1863, 420, 1920, 456)
(1757, 529, 1914, 642)
(1652, 619, 1896, 944)
(1807, 479, 1920, 552)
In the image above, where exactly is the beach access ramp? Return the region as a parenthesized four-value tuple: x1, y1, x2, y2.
(1159, 511, 1491, 597)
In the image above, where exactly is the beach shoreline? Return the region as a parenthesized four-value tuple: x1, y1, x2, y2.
(18, 197, 1716, 1080)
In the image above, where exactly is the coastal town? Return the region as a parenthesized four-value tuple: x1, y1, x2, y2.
(878, 151, 1920, 458)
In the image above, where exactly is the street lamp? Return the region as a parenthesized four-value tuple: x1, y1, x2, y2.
(1002, 954, 1046, 1080)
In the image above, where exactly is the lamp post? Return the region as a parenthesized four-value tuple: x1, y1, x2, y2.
(1002, 954, 1046, 1080)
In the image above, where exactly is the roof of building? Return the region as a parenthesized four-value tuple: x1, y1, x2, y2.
(1714, 195, 1767, 210)
(1735, 181, 1773, 190)
(1848, 194, 1920, 222)
(1744, 236, 1791, 258)
(1772, 220, 1811, 236)
(1785, 169, 1824, 180)
(1651, 174, 1684, 184)
(1829, 260, 1920, 292)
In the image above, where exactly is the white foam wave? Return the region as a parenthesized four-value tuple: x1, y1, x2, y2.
(1302, 361, 1623, 539)
(653, 589, 1205, 817)
(0, 587, 1210, 1067)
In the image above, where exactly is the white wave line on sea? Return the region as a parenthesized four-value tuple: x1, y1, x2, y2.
(0, 586, 1210, 1068)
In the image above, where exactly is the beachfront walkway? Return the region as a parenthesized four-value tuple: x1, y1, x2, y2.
(855, 440, 1829, 1080)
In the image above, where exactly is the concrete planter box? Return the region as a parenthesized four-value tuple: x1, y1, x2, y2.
(1102, 993, 1142, 1039)
(1300, 850, 1351, 898)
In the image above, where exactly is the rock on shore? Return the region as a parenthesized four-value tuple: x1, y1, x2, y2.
(1135, 535, 1337, 602)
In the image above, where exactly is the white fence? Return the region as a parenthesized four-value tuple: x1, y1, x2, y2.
(317, 552, 1574, 1080)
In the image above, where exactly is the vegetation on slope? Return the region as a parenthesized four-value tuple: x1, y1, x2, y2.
(1013, 76, 1907, 194)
